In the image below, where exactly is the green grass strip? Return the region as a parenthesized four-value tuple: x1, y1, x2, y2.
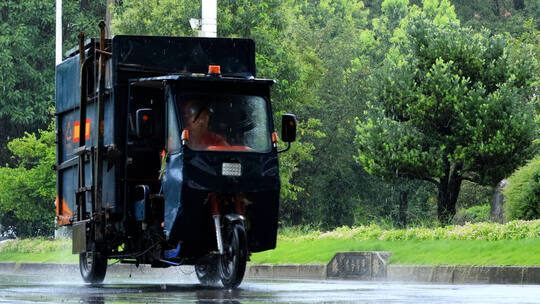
(3, 220, 540, 266)
(0, 238, 77, 263)
(250, 239, 540, 266)
(0, 249, 78, 263)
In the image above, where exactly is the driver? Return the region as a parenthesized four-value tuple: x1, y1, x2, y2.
(184, 101, 230, 150)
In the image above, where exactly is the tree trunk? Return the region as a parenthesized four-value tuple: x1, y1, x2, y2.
(105, 0, 114, 37)
(398, 191, 408, 228)
(437, 161, 463, 226)
(493, 0, 501, 16)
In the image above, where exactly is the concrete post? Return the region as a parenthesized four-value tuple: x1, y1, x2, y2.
(327, 251, 392, 280)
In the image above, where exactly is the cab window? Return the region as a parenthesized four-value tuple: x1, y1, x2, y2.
(177, 94, 271, 153)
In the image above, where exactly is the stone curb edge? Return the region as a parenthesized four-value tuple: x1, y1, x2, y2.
(0, 262, 539, 285)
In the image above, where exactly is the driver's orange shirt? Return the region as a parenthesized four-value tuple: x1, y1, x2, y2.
(190, 129, 230, 150)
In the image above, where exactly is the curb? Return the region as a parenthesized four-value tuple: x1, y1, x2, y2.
(0, 262, 197, 278)
(388, 265, 540, 285)
(1, 262, 539, 284)
(246, 264, 327, 280)
(0, 262, 325, 280)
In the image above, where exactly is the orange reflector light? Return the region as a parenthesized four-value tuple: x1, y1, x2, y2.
(208, 65, 221, 75)
(182, 129, 190, 141)
(73, 121, 80, 143)
(73, 119, 92, 143)
(271, 132, 278, 143)
(142, 115, 149, 121)
(85, 118, 91, 140)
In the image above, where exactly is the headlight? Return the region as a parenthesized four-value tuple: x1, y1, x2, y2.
(222, 162, 242, 176)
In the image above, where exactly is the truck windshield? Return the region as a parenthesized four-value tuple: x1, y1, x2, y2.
(177, 93, 271, 152)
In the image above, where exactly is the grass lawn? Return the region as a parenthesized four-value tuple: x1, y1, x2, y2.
(0, 238, 77, 263)
(0, 248, 77, 263)
(2, 239, 538, 265)
(250, 238, 540, 266)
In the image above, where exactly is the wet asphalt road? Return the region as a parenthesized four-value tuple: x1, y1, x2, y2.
(0, 272, 540, 303)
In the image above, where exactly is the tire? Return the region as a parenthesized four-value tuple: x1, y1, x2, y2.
(219, 223, 248, 289)
(79, 243, 107, 284)
(195, 255, 220, 286)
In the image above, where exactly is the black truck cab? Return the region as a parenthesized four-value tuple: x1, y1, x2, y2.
(128, 74, 282, 249)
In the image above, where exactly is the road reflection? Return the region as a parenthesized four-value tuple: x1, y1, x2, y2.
(77, 283, 244, 304)
(2, 273, 540, 304)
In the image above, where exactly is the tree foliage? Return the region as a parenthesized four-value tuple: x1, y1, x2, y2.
(356, 0, 538, 224)
(0, 1, 105, 165)
(0, 1, 55, 165)
(0, 126, 56, 237)
(112, 0, 539, 228)
(0, 1, 105, 235)
(504, 156, 540, 220)
(453, 0, 540, 35)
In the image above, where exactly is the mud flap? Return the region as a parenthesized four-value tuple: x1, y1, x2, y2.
(72, 221, 87, 254)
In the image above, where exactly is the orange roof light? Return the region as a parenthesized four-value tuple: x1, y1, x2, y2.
(208, 65, 221, 75)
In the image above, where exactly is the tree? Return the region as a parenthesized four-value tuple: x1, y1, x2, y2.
(0, 1, 106, 235)
(355, 7, 538, 224)
(0, 126, 56, 237)
(452, 0, 540, 35)
(0, 0, 56, 165)
(0, 0, 105, 165)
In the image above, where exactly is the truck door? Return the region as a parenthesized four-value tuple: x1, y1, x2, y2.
(162, 86, 184, 238)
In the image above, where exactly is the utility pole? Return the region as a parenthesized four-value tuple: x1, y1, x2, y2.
(55, 0, 62, 65)
(201, 0, 217, 38)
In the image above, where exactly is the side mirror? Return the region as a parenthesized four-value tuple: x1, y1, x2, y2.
(281, 114, 297, 143)
(136, 108, 154, 138)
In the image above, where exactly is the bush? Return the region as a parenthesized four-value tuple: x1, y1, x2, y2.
(282, 220, 540, 241)
(456, 181, 493, 209)
(454, 204, 490, 224)
(504, 156, 540, 220)
(0, 126, 56, 238)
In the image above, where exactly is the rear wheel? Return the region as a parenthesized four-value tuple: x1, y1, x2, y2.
(195, 255, 220, 286)
(219, 223, 248, 289)
(79, 243, 107, 284)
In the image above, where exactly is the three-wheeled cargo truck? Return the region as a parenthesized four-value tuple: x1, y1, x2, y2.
(55, 23, 296, 288)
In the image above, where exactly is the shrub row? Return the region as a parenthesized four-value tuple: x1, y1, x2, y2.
(281, 220, 540, 241)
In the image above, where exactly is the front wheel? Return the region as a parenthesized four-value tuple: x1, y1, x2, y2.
(79, 243, 107, 284)
(219, 223, 248, 289)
